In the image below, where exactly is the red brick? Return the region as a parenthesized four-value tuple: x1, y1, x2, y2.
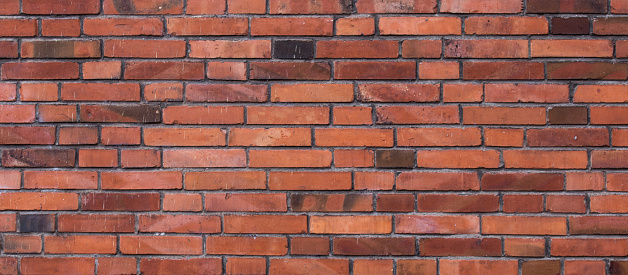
(291, 237, 330, 255)
(20, 83, 57, 102)
(402, 40, 442, 58)
(84, 18, 163, 36)
(567, 172, 604, 190)
(355, 171, 395, 190)
(102, 171, 181, 190)
(190, 40, 270, 58)
(594, 18, 628, 35)
(81, 193, 160, 211)
(419, 61, 459, 79)
(441, 0, 522, 13)
(418, 194, 499, 212)
(160, 17, 244, 36)
(482, 216, 567, 235)
(445, 39, 527, 58)
(0, 126, 55, 145)
(0, 192, 78, 210)
(207, 62, 247, 81)
(485, 128, 524, 147)
(334, 237, 415, 255)
(228, 0, 266, 13)
(335, 61, 416, 80)
(440, 260, 518, 275)
(485, 84, 569, 103)
(397, 172, 479, 190)
(504, 150, 588, 169)
(311, 216, 391, 234)
(377, 106, 459, 124)
(464, 62, 544, 80)
(270, 0, 351, 14)
(83, 61, 121, 80)
(270, 171, 351, 190)
(58, 214, 134, 233)
(163, 106, 243, 125)
(21, 257, 94, 275)
(443, 83, 483, 102)
(377, 194, 415, 212)
(397, 260, 437, 275)
(163, 149, 245, 168)
(3, 235, 42, 253)
(139, 214, 220, 233)
(465, 16, 548, 35)
(3, 148, 75, 167)
(145, 127, 226, 146)
(354, 260, 393, 275)
(0, 171, 20, 189)
(103, 0, 182, 14)
(270, 259, 348, 275)
(104, 39, 185, 58)
(464, 107, 546, 125)
(379, 17, 461, 35)
(315, 128, 393, 147)
(417, 150, 500, 168)
(0, 214, 16, 231)
(527, 128, 609, 147)
(2, 62, 78, 80)
(61, 83, 139, 102)
(591, 107, 628, 124)
(23, 0, 99, 14)
(41, 19, 81, 37)
(358, 84, 438, 102)
(102, 127, 141, 145)
(141, 258, 221, 275)
(317, 40, 398, 58)
(225, 215, 307, 233)
(248, 106, 328, 124)
(420, 238, 501, 256)
(0, 0, 19, 15)
(120, 236, 203, 255)
(592, 150, 628, 168)
(207, 236, 287, 255)
(291, 194, 373, 212)
(607, 173, 628, 191)
(552, 238, 628, 256)
(591, 195, 628, 213)
(44, 236, 116, 254)
(249, 149, 332, 168)
(121, 149, 161, 168)
(503, 194, 544, 213)
(24, 171, 97, 190)
(482, 173, 564, 191)
(565, 261, 606, 275)
(333, 107, 373, 125)
(250, 62, 331, 80)
(78, 149, 118, 168)
(396, 215, 479, 234)
(398, 127, 481, 146)
(22, 40, 100, 59)
(251, 17, 333, 36)
(357, 0, 437, 13)
(186, 0, 225, 14)
(548, 62, 628, 80)
(547, 195, 586, 213)
(0, 19, 37, 37)
(205, 193, 287, 212)
(504, 238, 546, 257)
(125, 61, 204, 80)
(226, 258, 266, 275)
(0, 41, 17, 58)
(571, 216, 628, 234)
(272, 84, 353, 102)
(144, 83, 183, 101)
(575, 85, 628, 102)
(531, 39, 613, 57)
(163, 193, 203, 212)
(185, 171, 266, 190)
(336, 17, 375, 35)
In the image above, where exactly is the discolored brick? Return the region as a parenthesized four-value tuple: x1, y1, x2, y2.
(375, 150, 414, 168)
(19, 214, 55, 232)
(274, 40, 315, 59)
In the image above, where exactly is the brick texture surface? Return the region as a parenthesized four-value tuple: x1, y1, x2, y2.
(0, 0, 625, 274)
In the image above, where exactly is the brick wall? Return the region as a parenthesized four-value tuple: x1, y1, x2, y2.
(0, 0, 627, 274)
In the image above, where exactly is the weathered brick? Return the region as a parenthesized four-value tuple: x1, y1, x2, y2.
(22, 40, 100, 58)
(274, 40, 315, 59)
(103, 0, 183, 14)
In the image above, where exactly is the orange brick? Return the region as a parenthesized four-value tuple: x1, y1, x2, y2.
(207, 62, 247, 81)
(336, 17, 375, 35)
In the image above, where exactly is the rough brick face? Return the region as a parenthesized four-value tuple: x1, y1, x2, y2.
(0, 1, 625, 273)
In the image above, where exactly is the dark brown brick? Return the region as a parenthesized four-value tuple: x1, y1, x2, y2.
(19, 214, 55, 232)
(290, 194, 372, 212)
(81, 193, 160, 211)
(522, 260, 561, 275)
(376, 194, 414, 212)
(250, 62, 330, 80)
(274, 40, 314, 59)
(548, 107, 588, 125)
(21, 40, 101, 58)
(333, 237, 415, 255)
(610, 261, 628, 275)
(80, 105, 161, 123)
(419, 238, 501, 256)
(528, 0, 607, 13)
(552, 17, 589, 34)
(375, 150, 414, 168)
(547, 62, 628, 80)
(481, 173, 564, 191)
(2, 149, 75, 167)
